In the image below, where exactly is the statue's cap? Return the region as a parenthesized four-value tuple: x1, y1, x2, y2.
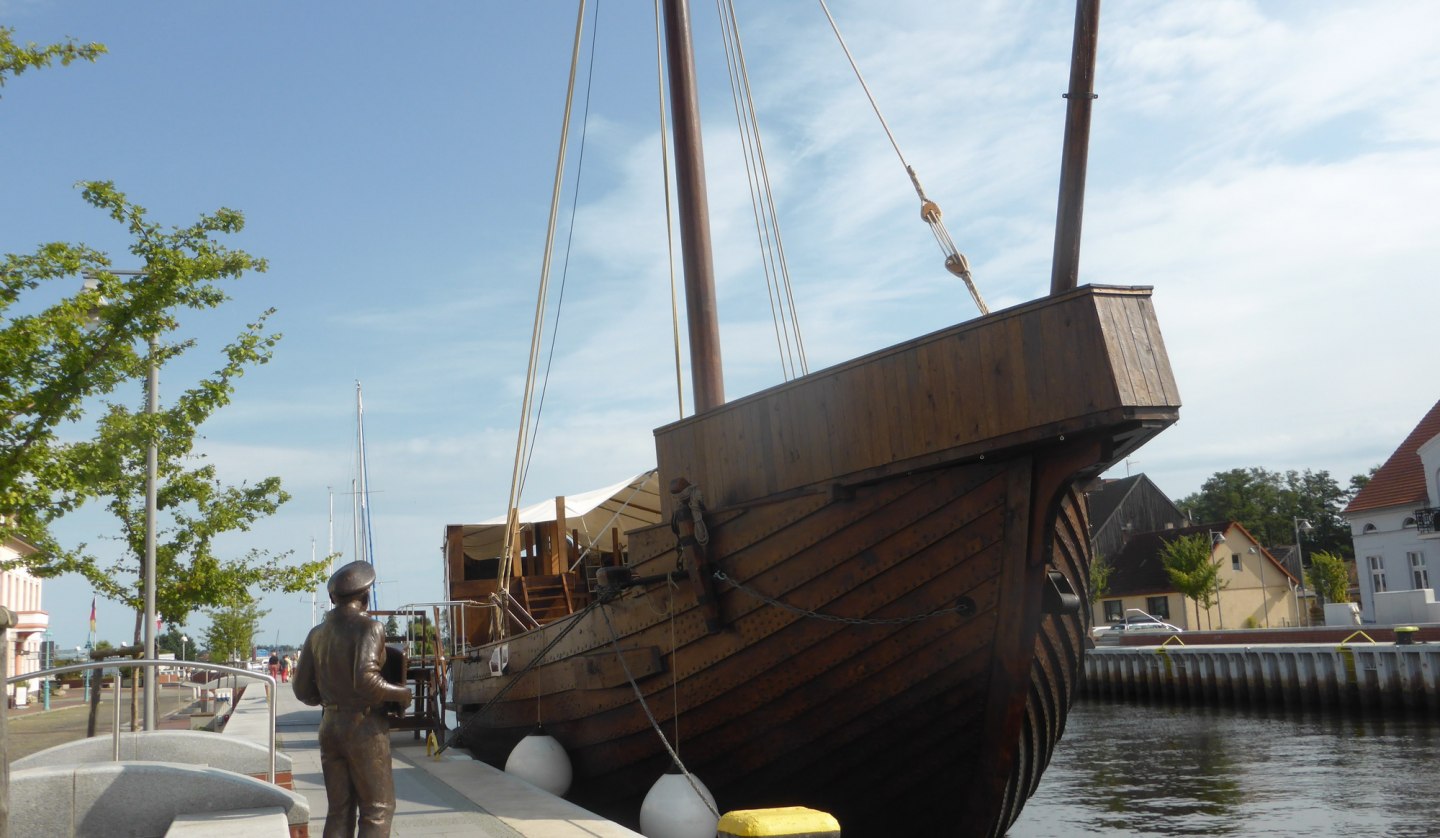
(328, 560, 376, 600)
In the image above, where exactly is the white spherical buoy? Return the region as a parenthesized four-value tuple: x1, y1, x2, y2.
(639, 768, 718, 838)
(504, 727, 573, 796)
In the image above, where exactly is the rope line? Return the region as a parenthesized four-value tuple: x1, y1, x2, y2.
(499, 0, 591, 621)
(598, 602, 721, 818)
(522, 0, 605, 493)
(716, 0, 808, 379)
(653, 0, 686, 419)
(815, 0, 989, 316)
(439, 601, 600, 754)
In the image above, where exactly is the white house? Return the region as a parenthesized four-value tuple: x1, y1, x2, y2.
(1342, 399, 1440, 624)
(2, 535, 49, 705)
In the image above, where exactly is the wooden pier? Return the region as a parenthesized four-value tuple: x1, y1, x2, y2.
(1083, 638, 1440, 714)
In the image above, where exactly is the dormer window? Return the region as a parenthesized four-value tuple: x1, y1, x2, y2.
(1363, 523, 1378, 533)
(1404, 517, 1417, 528)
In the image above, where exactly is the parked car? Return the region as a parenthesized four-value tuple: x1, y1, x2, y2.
(1091, 609, 1182, 637)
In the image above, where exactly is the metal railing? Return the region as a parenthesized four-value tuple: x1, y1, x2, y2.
(5, 659, 277, 783)
(1415, 507, 1439, 535)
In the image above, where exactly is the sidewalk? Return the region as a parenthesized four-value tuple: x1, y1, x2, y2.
(228, 684, 643, 838)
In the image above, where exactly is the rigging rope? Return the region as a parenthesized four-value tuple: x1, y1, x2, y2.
(521, 0, 604, 492)
(816, 0, 990, 316)
(599, 602, 721, 818)
(716, 0, 809, 380)
(654, 0, 687, 419)
(438, 601, 600, 755)
(499, 0, 590, 626)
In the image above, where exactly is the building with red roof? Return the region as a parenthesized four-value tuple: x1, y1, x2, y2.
(1341, 399, 1440, 623)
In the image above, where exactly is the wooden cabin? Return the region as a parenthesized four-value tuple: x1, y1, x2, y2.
(443, 471, 662, 646)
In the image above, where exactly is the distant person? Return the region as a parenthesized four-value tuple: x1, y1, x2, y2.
(280, 654, 292, 683)
(268, 652, 281, 681)
(294, 561, 411, 837)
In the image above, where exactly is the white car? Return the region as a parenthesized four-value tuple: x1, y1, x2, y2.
(1091, 610, 1182, 637)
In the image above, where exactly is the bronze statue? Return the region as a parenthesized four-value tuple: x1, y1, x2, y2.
(293, 561, 413, 837)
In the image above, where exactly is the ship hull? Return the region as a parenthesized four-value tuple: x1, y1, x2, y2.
(448, 286, 1178, 835)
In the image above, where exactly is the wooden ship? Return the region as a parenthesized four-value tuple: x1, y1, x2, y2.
(442, 2, 1179, 835)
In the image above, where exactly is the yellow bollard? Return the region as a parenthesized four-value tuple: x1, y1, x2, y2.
(717, 806, 841, 837)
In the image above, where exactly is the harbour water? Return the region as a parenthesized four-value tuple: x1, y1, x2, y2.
(1008, 699, 1440, 837)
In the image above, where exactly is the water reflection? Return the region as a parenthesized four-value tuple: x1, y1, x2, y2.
(1009, 700, 1440, 837)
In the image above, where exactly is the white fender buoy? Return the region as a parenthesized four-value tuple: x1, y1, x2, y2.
(504, 727, 572, 796)
(639, 767, 718, 838)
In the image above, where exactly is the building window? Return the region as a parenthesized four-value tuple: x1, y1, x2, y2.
(1363, 523, 1377, 533)
(1103, 600, 1123, 623)
(1403, 517, 1417, 528)
(1409, 552, 1429, 590)
(1232, 554, 1241, 571)
(1146, 596, 1170, 619)
(1369, 556, 1386, 593)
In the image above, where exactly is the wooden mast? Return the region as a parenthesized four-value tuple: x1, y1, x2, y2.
(662, 0, 725, 412)
(1049, 0, 1101, 295)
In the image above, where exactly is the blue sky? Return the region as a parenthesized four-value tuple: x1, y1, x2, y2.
(5, 1, 1438, 651)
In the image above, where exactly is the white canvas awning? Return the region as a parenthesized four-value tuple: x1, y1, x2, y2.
(457, 470, 662, 561)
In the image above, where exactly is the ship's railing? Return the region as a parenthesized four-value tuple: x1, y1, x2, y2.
(5, 659, 277, 783)
(392, 599, 498, 658)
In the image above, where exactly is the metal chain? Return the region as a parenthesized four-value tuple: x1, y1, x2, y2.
(712, 569, 975, 625)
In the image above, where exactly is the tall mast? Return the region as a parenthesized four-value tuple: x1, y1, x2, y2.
(1049, 0, 1101, 295)
(662, 0, 725, 412)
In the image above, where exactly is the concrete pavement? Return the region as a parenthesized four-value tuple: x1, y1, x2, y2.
(227, 683, 644, 838)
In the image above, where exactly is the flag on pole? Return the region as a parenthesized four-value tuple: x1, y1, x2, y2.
(89, 597, 97, 634)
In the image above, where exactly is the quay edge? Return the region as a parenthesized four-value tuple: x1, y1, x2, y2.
(1083, 639, 1440, 715)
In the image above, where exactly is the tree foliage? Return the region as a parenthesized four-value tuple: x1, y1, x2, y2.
(4, 187, 329, 632)
(205, 600, 267, 663)
(1306, 551, 1351, 605)
(1177, 467, 1358, 559)
(0, 26, 106, 94)
(1161, 533, 1223, 628)
(1088, 553, 1114, 604)
(1, 183, 272, 553)
(157, 623, 196, 660)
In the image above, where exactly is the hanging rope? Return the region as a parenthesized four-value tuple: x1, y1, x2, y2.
(599, 603, 721, 818)
(716, 0, 808, 380)
(437, 602, 600, 755)
(498, 0, 591, 625)
(816, 0, 989, 316)
(653, 0, 687, 419)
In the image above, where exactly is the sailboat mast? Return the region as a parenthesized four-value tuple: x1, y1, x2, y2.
(1049, 0, 1101, 295)
(662, 0, 725, 412)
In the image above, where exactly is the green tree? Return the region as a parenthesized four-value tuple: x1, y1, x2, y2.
(205, 600, 267, 664)
(1161, 533, 1223, 629)
(157, 623, 193, 660)
(1088, 553, 1113, 604)
(5, 185, 328, 640)
(2, 182, 275, 556)
(1347, 466, 1380, 503)
(1306, 550, 1350, 606)
(1178, 467, 1353, 559)
(0, 26, 105, 93)
(408, 616, 438, 656)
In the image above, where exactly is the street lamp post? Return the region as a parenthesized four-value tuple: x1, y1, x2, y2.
(41, 631, 51, 711)
(1294, 517, 1314, 627)
(180, 635, 188, 680)
(83, 270, 159, 730)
